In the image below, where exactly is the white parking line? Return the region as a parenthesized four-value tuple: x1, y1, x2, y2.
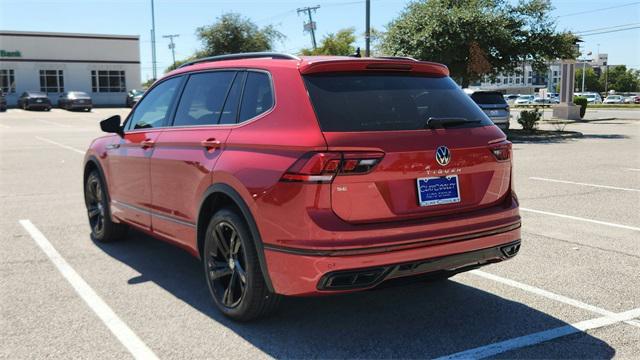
(625, 168, 640, 172)
(471, 270, 640, 328)
(435, 307, 640, 360)
(35, 136, 85, 155)
(19, 220, 159, 360)
(0, 123, 11, 129)
(520, 207, 640, 232)
(530, 176, 640, 192)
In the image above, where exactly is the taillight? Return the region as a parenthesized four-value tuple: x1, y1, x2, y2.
(281, 152, 384, 183)
(490, 142, 511, 162)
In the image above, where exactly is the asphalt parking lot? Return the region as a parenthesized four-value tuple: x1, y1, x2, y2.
(1, 107, 639, 359)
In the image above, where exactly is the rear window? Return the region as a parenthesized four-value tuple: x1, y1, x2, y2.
(470, 92, 507, 105)
(304, 73, 492, 132)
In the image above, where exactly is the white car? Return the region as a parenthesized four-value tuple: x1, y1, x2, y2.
(514, 95, 534, 105)
(581, 93, 603, 104)
(604, 95, 625, 104)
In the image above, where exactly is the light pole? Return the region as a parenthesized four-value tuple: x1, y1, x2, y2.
(581, 51, 592, 93)
(150, 0, 157, 80)
(365, 0, 371, 57)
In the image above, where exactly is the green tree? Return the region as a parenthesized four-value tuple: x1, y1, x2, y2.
(165, 13, 283, 72)
(381, 0, 578, 87)
(301, 28, 357, 56)
(600, 66, 640, 92)
(575, 67, 602, 92)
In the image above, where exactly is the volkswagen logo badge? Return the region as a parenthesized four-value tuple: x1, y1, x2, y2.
(435, 146, 451, 166)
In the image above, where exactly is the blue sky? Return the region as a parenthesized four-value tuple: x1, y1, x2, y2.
(1, 0, 638, 81)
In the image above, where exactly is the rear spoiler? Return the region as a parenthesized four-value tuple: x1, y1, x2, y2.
(298, 58, 449, 77)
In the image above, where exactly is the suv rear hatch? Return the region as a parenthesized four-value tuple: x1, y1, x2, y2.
(470, 91, 509, 119)
(301, 63, 511, 224)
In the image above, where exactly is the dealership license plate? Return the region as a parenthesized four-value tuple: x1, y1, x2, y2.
(489, 110, 499, 115)
(417, 175, 461, 207)
(36, 99, 43, 103)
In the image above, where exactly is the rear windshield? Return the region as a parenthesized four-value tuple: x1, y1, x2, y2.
(470, 92, 507, 105)
(304, 73, 492, 132)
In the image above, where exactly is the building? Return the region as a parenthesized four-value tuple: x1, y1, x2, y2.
(470, 53, 613, 94)
(0, 30, 141, 107)
(470, 62, 562, 94)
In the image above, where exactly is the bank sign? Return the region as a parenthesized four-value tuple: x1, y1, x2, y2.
(0, 50, 22, 57)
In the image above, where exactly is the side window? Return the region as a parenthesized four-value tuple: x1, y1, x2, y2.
(239, 72, 273, 122)
(219, 72, 246, 125)
(173, 71, 235, 127)
(129, 76, 182, 130)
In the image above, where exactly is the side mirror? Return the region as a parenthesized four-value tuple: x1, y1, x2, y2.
(100, 115, 124, 137)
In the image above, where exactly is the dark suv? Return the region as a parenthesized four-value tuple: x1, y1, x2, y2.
(84, 53, 521, 320)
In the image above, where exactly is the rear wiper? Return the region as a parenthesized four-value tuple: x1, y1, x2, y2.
(425, 117, 480, 129)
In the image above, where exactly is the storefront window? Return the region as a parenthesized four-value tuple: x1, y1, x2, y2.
(39, 70, 64, 93)
(0, 69, 15, 93)
(91, 70, 126, 92)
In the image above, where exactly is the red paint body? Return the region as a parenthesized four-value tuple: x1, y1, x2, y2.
(84, 56, 521, 296)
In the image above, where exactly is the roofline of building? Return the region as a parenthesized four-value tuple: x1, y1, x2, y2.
(0, 30, 139, 41)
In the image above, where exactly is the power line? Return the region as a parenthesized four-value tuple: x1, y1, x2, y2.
(575, 23, 640, 34)
(556, 1, 640, 18)
(579, 26, 640, 37)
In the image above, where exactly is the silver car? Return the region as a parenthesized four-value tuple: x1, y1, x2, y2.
(469, 91, 510, 130)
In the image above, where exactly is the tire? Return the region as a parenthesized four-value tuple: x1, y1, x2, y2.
(203, 208, 281, 321)
(84, 171, 127, 242)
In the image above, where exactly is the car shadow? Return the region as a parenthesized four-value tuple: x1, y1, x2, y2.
(94, 230, 615, 359)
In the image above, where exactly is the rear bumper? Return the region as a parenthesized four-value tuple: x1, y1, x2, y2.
(264, 222, 521, 295)
(66, 103, 92, 109)
(25, 103, 51, 109)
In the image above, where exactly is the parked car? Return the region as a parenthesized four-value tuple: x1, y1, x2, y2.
(532, 96, 559, 105)
(514, 95, 534, 105)
(0, 92, 6, 112)
(503, 94, 520, 104)
(603, 95, 623, 104)
(58, 91, 92, 111)
(623, 96, 636, 104)
(582, 92, 603, 104)
(633, 96, 640, 104)
(125, 89, 144, 107)
(603, 95, 625, 104)
(469, 90, 510, 130)
(85, 53, 520, 320)
(17, 91, 52, 111)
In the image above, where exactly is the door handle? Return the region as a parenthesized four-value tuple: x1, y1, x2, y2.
(201, 138, 222, 150)
(140, 139, 155, 149)
(106, 143, 120, 150)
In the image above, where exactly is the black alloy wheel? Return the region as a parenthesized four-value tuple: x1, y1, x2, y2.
(203, 208, 281, 321)
(206, 221, 248, 308)
(85, 174, 106, 238)
(84, 171, 127, 242)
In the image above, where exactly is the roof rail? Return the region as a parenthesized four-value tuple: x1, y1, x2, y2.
(374, 56, 419, 61)
(178, 52, 300, 68)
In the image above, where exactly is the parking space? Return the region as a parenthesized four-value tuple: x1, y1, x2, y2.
(1, 108, 639, 359)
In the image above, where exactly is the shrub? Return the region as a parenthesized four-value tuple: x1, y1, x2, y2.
(518, 109, 542, 131)
(573, 96, 588, 118)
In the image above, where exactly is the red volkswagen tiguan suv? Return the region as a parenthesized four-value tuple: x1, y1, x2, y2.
(84, 53, 521, 320)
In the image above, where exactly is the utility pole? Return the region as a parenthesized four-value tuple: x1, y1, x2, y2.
(581, 51, 592, 93)
(365, 0, 371, 57)
(163, 34, 179, 68)
(150, 0, 157, 80)
(297, 5, 320, 49)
